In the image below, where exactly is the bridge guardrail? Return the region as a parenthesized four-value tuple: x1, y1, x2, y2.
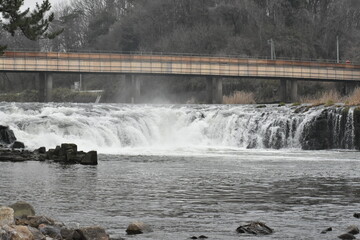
(3, 48, 359, 66)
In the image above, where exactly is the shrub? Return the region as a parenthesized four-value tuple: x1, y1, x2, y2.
(223, 91, 256, 104)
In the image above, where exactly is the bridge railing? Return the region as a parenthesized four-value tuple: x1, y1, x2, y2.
(3, 48, 359, 66)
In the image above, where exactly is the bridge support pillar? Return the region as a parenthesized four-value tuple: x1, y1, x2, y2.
(290, 80, 298, 102)
(206, 77, 223, 104)
(124, 75, 141, 103)
(280, 79, 287, 102)
(38, 72, 53, 102)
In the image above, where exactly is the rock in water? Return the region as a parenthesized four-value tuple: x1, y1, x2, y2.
(354, 213, 360, 219)
(0, 125, 16, 145)
(76, 226, 109, 240)
(338, 233, 356, 240)
(126, 222, 152, 235)
(0, 207, 14, 226)
(9, 201, 36, 218)
(347, 226, 360, 235)
(11, 141, 25, 149)
(236, 221, 273, 235)
(81, 151, 98, 165)
(321, 227, 333, 234)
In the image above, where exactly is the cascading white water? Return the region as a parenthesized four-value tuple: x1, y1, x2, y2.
(0, 102, 356, 154)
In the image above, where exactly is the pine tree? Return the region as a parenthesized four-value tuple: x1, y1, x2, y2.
(0, 0, 62, 51)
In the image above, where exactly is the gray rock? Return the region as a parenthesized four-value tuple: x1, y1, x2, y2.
(76, 226, 109, 240)
(126, 221, 152, 235)
(80, 151, 98, 165)
(347, 226, 360, 235)
(9, 201, 36, 218)
(11, 141, 25, 149)
(28, 226, 46, 240)
(39, 224, 62, 239)
(236, 221, 273, 235)
(0, 125, 16, 145)
(321, 227, 332, 234)
(338, 233, 356, 240)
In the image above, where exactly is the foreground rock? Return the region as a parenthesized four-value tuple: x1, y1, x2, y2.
(236, 221, 273, 235)
(1, 201, 111, 240)
(0, 207, 14, 226)
(126, 221, 152, 235)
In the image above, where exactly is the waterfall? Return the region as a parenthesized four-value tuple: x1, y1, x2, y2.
(0, 103, 357, 154)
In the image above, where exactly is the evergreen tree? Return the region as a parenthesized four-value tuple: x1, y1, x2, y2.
(0, 0, 62, 52)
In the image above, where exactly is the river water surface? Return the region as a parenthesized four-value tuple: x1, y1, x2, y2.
(0, 103, 360, 239)
(1, 150, 360, 239)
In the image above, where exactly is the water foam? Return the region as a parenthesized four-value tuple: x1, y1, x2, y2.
(0, 103, 356, 154)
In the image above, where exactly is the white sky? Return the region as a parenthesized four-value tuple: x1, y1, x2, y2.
(23, 0, 68, 10)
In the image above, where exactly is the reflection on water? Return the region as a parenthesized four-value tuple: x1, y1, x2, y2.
(0, 149, 360, 239)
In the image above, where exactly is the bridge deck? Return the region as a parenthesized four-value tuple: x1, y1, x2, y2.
(0, 51, 359, 81)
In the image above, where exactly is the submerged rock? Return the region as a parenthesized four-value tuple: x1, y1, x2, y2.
(338, 233, 356, 240)
(76, 226, 109, 240)
(10, 201, 36, 218)
(354, 213, 360, 219)
(0, 207, 14, 227)
(126, 221, 152, 235)
(321, 227, 333, 234)
(347, 226, 360, 235)
(236, 221, 273, 235)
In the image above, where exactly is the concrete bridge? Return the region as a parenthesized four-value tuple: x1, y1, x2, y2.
(1, 51, 360, 103)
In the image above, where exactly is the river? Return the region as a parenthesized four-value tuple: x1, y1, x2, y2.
(0, 103, 359, 239)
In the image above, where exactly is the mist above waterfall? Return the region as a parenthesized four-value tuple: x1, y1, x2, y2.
(0, 103, 357, 155)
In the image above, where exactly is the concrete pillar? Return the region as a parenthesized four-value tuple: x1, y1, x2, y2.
(280, 79, 287, 103)
(132, 75, 141, 104)
(206, 77, 223, 104)
(38, 73, 46, 102)
(290, 80, 298, 102)
(206, 77, 213, 104)
(124, 75, 132, 103)
(213, 78, 223, 104)
(38, 72, 53, 102)
(46, 73, 53, 102)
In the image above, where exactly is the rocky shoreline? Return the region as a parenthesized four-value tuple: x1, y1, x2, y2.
(1, 201, 359, 240)
(0, 125, 97, 165)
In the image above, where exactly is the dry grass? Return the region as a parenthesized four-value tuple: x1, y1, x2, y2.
(223, 91, 256, 104)
(300, 90, 343, 105)
(345, 87, 360, 105)
(300, 88, 360, 106)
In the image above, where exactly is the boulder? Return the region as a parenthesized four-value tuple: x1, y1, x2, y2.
(354, 213, 360, 219)
(9, 201, 36, 218)
(347, 226, 360, 235)
(16, 216, 55, 228)
(37, 147, 46, 154)
(236, 221, 273, 235)
(80, 151, 98, 165)
(76, 226, 109, 240)
(11, 141, 25, 149)
(28, 226, 46, 240)
(338, 233, 356, 240)
(1, 225, 34, 240)
(38, 224, 62, 239)
(0, 125, 16, 145)
(126, 222, 152, 235)
(0, 207, 14, 226)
